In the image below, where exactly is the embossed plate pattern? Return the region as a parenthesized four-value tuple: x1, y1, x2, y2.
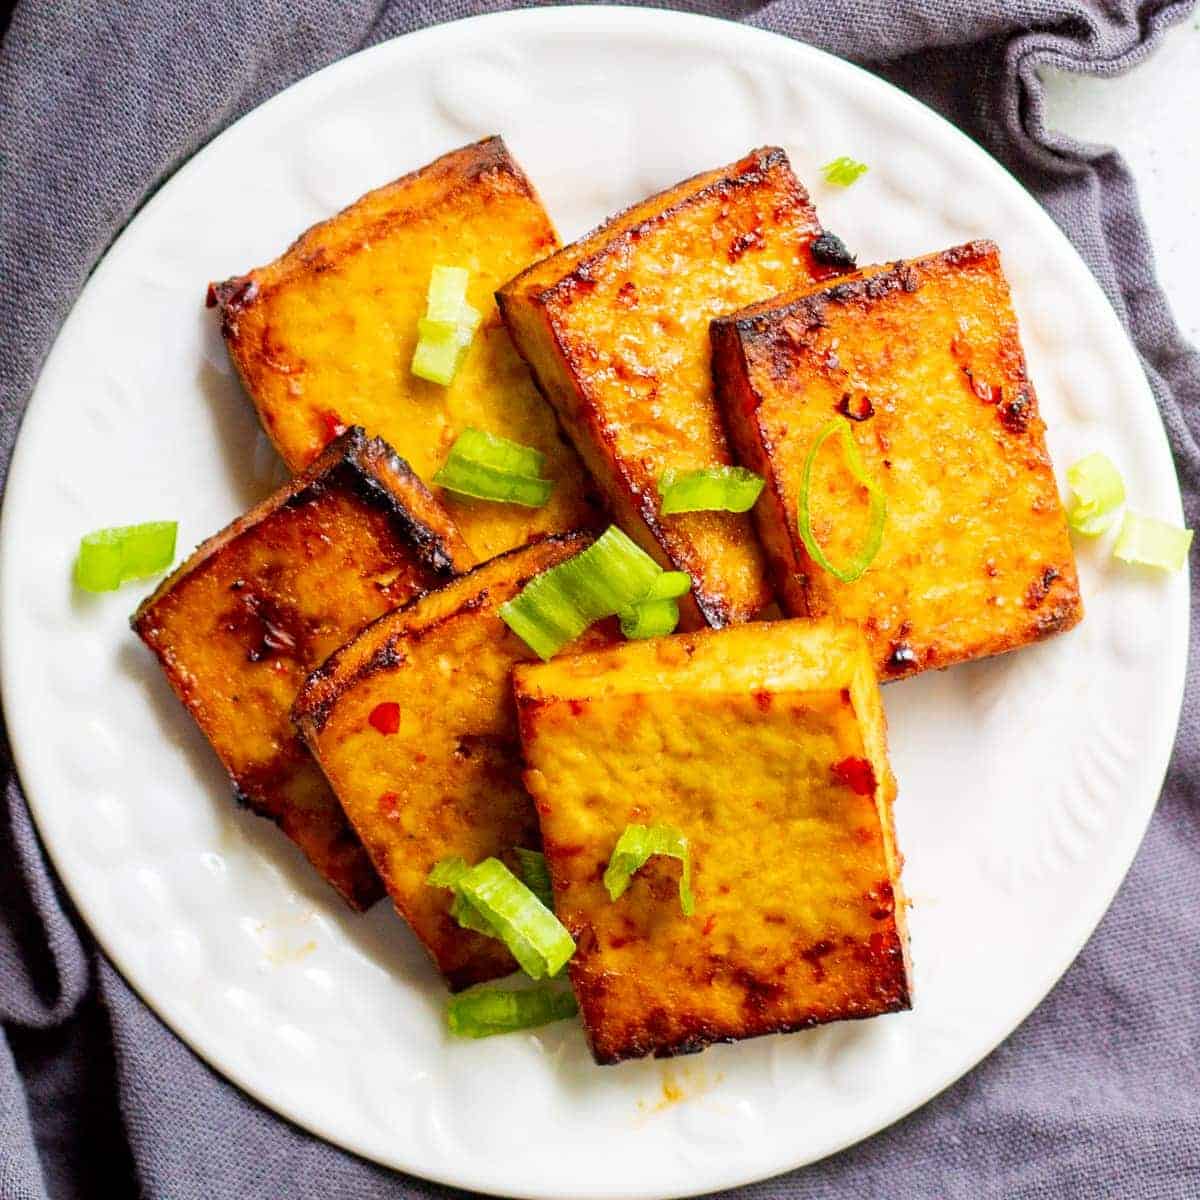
(0, 9, 1188, 1199)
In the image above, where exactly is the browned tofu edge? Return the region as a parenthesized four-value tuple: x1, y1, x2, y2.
(499, 146, 802, 301)
(129, 428, 472, 910)
(206, 134, 543, 337)
(132, 427, 471, 624)
(497, 147, 815, 631)
(290, 531, 596, 986)
(712, 239, 1083, 677)
(512, 623, 913, 1062)
(205, 135, 555, 477)
(291, 530, 594, 739)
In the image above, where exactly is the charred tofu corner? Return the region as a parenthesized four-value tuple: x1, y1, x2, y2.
(132, 427, 472, 909)
(513, 619, 911, 1064)
(292, 532, 616, 989)
(711, 239, 1082, 679)
(207, 136, 602, 560)
(498, 147, 843, 630)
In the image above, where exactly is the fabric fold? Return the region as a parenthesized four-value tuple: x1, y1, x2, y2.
(0, 780, 91, 1030)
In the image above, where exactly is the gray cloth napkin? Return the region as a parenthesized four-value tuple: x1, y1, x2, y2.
(2, 2, 1197, 1197)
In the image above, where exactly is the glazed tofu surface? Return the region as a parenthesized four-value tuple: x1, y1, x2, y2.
(132, 428, 471, 909)
(208, 136, 601, 560)
(711, 240, 1082, 678)
(499, 147, 834, 629)
(513, 620, 910, 1064)
(293, 533, 612, 989)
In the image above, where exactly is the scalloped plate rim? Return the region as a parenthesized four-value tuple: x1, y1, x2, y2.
(0, 8, 1189, 1199)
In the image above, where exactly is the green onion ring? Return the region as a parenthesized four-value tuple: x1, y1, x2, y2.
(603, 823, 694, 917)
(797, 417, 886, 584)
(447, 983, 578, 1038)
(514, 848, 555, 911)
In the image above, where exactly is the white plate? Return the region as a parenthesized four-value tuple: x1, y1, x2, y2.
(0, 8, 1188, 1199)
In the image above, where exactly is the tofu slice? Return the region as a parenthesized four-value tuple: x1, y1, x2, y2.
(711, 240, 1082, 679)
(513, 620, 911, 1064)
(293, 533, 613, 990)
(498, 147, 833, 629)
(132, 428, 472, 909)
(207, 136, 602, 560)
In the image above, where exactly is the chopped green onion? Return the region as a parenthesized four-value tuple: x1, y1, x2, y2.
(417, 317, 458, 341)
(427, 857, 495, 934)
(603, 824, 695, 917)
(647, 571, 692, 600)
(1067, 452, 1126, 536)
(77, 537, 123, 593)
(576, 535, 660, 612)
(515, 848, 554, 910)
(417, 312, 482, 350)
(618, 598, 680, 640)
(1113, 512, 1193, 572)
(447, 983, 578, 1038)
(118, 523, 178, 578)
(449, 892, 497, 936)
(615, 567, 690, 639)
(74, 521, 177, 592)
(427, 857, 469, 889)
(432, 427, 555, 508)
(499, 525, 667, 659)
(658, 466, 765, 515)
(821, 156, 869, 187)
(412, 268, 480, 386)
(456, 858, 575, 980)
(797, 417, 886, 584)
(448, 428, 546, 478)
(433, 459, 555, 507)
(412, 320, 474, 386)
(418, 302, 482, 344)
(426, 265, 470, 323)
(427, 856, 574, 975)
(499, 570, 594, 660)
(558, 526, 663, 619)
